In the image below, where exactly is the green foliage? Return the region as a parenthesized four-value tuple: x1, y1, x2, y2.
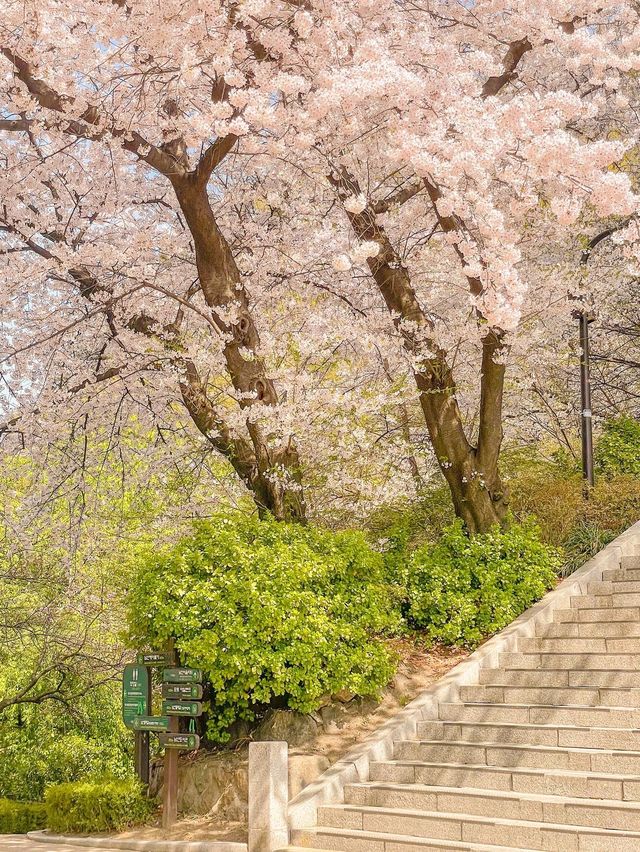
(405, 520, 560, 647)
(0, 799, 47, 834)
(367, 485, 456, 555)
(595, 415, 640, 478)
(0, 685, 133, 802)
(0, 426, 227, 800)
(561, 520, 617, 578)
(507, 441, 640, 575)
(127, 513, 402, 742)
(45, 779, 152, 835)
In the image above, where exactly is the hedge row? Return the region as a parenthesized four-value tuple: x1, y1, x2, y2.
(0, 798, 47, 834)
(45, 779, 152, 834)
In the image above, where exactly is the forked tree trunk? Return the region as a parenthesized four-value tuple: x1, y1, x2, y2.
(172, 174, 307, 523)
(328, 166, 508, 535)
(415, 347, 509, 536)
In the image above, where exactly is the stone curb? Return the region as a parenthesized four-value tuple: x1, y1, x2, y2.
(27, 830, 247, 852)
(287, 521, 640, 829)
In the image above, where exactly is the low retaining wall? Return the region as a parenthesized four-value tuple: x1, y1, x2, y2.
(287, 520, 640, 830)
(28, 830, 247, 852)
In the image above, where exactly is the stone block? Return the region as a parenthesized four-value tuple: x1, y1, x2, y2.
(248, 741, 288, 852)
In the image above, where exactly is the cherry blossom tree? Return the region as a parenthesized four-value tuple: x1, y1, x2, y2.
(0, 0, 322, 521)
(270, 0, 640, 531)
(1, 0, 639, 533)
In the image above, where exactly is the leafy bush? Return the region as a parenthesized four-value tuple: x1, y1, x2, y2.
(405, 520, 560, 647)
(0, 799, 47, 834)
(508, 447, 640, 574)
(0, 684, 134, 802)
(45, 779, 152, 834)
(596, 415, 640, 478)
(560, 519, 617, 578)
(127, 514, 402, 742)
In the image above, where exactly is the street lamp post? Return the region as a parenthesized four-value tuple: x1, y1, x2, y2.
(575, 310, 595, 488)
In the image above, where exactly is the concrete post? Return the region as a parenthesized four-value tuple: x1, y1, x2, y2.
(248, 741, 289, 852)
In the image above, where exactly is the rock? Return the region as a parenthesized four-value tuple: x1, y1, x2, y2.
(288, 753, 331, 798)
(155, 750, 248, 819)
(255, 709, 319, 748)
(318, 701, 351, 728)
(332, 689, 355, 703)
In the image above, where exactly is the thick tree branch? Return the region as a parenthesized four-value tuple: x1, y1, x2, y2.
(0, 48, 183, 177)
(196, 134, 239, 185)
(372, 181, 424, 214)
(481, 37, 532, 98)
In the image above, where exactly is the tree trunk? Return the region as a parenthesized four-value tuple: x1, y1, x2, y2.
(328, 166, 508, 534)
(416, 361, 509, 536)
(250, 449, 306, 522)
(171, 174, 307, 522)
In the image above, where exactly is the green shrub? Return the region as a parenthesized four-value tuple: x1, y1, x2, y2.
(405, 519, 560, 647)
(127, 513, 402, 742)
(0, 685, 134, 802)
(560, 519, 617, 577)
(508, 448, 640, 574)
(596, 415, 640, 478)
(0, 799, 47, 834)
(45, 779, 152, 835)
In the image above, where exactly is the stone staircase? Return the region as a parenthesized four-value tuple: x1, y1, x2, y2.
(283, 554, 640, 851)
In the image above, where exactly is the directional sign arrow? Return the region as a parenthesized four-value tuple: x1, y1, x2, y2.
(132, 716, 170, 732)
(162, 667, 203, 684)
(162, 683, 203, 700)
(162, 700, 203, 717)
(159, 733, 200, 751)
(136, 652, 173, 666)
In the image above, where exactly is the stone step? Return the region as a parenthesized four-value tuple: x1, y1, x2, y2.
(439, 701, 640, 729)
(394, 739, 640, 773)
(517, 636, 640, 653)
(417, 719, 640, 750)
(603, 568, 640, 581)
(480, 669, 571, 687)
(280, 848, 330, 852)
(539, 621, 640, 638)
(310, 805, 640, 849)
(481, 667, 640, 688)
(554, 605, 640, 623)
(344, 782, 640, 830)
(290, 826, 539, 851)
(571, 593, 640, 608)
(500, 651, 640, 669)
(369, 759, 640, 800)
(588, 580, 640, 594)
(458, 684, 640, 707)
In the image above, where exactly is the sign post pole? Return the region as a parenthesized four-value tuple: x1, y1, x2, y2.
(162, 639, 179, 830)
(140, 665, 152, 785)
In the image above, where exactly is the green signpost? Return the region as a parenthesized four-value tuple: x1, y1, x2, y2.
(162, 683, 203, 700)
(132, 715, 170, 732)
(122, 664, 150, 730)
(162, 700, 202, 717)
(162, 667, 203, 683)
(159, 733, 200, 750)
(123, 649, 204, 827)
